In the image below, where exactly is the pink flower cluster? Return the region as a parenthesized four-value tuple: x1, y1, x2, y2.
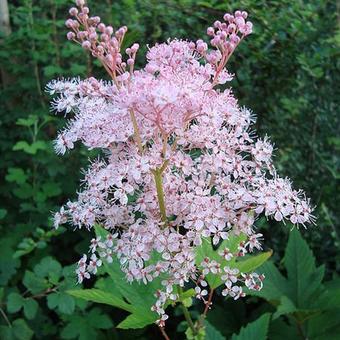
(48, 1, 314, 326)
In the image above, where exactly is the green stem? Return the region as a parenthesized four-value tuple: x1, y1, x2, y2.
(129, 109, 143, 153)
(177, 287, 197, 335)
(153, 168, 167, 223)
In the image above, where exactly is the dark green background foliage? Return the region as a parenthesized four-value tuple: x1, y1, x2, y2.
(0, 0, 339, 339)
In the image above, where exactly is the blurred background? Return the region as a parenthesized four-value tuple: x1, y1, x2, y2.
(0, 0, 339, 339)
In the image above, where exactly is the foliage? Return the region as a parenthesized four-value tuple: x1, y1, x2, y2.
(0, 0, 338, 339)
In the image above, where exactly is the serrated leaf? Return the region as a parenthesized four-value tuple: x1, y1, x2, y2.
(306, 310, 340, 340)
(67, 289, 132, 312)
(236, 250, 272, 273)
(231, 313, 271, 340)
(272, 296, 297, 319)
(284, 229, 324, 308)
(315, 277, 340, 309)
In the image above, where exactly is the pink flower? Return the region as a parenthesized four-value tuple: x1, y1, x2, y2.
(48, 2, 314, 326)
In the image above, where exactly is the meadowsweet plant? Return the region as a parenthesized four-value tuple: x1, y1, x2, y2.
(47, 0, 314, 337)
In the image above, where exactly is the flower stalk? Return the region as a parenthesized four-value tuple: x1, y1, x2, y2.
(153, 168, 167, 223)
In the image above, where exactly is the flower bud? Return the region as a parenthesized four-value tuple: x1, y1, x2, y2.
(105, 54, 113, 64)
(69, 7, 78, 16)
(76, 0, 85, 6)
(96, 45, 104, 54)
(67, 31, 76, 40)
(223, 13, 233, 23)
(89, 32, 97, 41)
(242, 11, 248, 19)
(77, 31, 87, 39)
(101, 33, 109, 41)
(82, 40, 91, 50)
(98, 23, 106, 32)
(127, 58, 134, 66)
(207, 27, 215, 36)
(227, 23, 236, 33)
(245, 21, 253, 35)
(82, 6, 89, 14)
(130, 43, 139, 53)
(235, 16, 245, 27)
(65, 19, 75, 28)
(213, 20, 221, 28)
(93, 16, 101, 24)
(105, 26, 113, 36)
(188, 42, 196, 50)
(235, 10, 242, 17)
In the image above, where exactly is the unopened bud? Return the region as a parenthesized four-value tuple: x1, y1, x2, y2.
(65, 19, 75, 28)
(98, 23, 106, 32)
(82, 40, 91, 50)
(67, 31, 76, 40)
(242, 11, 248, 19)
(105, 26, 113, 36)
(69, 7, 78, 16)
(76, 0, 85, 7)
(213, 20, 221, 28)
(131, 43, 139, 53)
(82, 7, 89, 14)
(207, 27, 215, 36)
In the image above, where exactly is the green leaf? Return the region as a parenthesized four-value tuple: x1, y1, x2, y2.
(205, 321, 225, 340)
(23, 299, 38, 320)
(231, 313, 271, 340)
(7, 293, 24, 313)
(5, 168, 28, 185)
(284, 229, 324, 308)
(272, 296, 297, 319)
(94, 225, 163, 329)
(67, 289, 132, 312)
(41, 182, 62, 197)
(61, 308, 113, 340)
(16, 115, 38, 127)
(306, 310, 340, 340)
(34, 256, 62, 284)
(23, 271, 49, 294)
(315, 277, 340, 309)
(13, 140, 48, 154)
(47, 292, 75, 315)
(249, 229, 326, 314)
(0, 208, 7, 219)
(236, 250, 272, 273)
(12, 319, 34, 340)
(13, 183, 33, 199)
